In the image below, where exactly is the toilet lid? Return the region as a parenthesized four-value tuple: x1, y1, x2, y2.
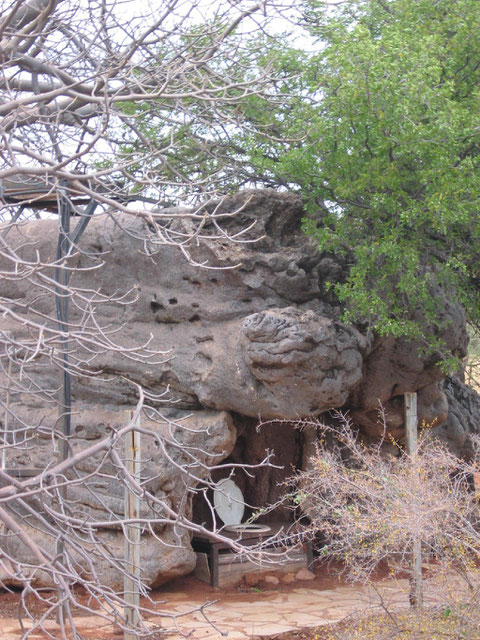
(213, 479, 245, 525)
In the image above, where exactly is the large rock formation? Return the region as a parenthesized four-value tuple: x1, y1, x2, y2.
(0, 189, 476, 587)
(434, 376, 480, 458)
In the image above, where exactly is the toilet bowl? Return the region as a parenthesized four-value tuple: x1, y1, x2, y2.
(224, 523, 272, 533)
(213, 478, 271, 535)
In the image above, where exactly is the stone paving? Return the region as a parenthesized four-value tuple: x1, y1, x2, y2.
(0, 578, 418, 640)
(160, 581, 414, 638)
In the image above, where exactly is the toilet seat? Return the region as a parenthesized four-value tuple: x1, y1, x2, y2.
(213, 478, 271, 534)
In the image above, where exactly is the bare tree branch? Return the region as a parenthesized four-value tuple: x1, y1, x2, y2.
(0, 1, 299, 637)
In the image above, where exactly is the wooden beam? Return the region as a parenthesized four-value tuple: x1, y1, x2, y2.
(124, 411, 141, 640)
(404, 392, 423, 608)
(404, 392, 418, 456)
(1, 335, 12, 471)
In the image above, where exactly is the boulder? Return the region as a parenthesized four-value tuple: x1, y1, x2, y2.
(244, 572, 261, 587)
(0, 189, 475, 588)
(433, 376, 480, 457)
(281, 573, 296, 584)
(0, 410, 236, 587)
(263, 575, 280, 585)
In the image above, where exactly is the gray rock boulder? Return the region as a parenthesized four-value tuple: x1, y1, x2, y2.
(0, 189, 475, 588)
(0, 409, 236, 588)
(432, 376, 480, 457)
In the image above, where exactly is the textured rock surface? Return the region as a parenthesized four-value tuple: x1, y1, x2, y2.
(242, 308, 367, 416)
(433, 376, 480, 457)
(0, 189, 476, 587)
(0, 409, 236, 588)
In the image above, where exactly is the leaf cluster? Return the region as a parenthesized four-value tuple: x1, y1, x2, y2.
(126, 0, 480, 353)
(115, 0, 480, 356)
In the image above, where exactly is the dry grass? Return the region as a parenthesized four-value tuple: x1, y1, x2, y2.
(327, 605, 479, 640)
(276, 604, 480, 640)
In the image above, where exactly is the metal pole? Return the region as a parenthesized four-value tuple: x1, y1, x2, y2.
(54, 189, 98, 627)
(1, 179, 98, 629)
(404, 391, 423, 608)
(55, 185, 72, 629)
(124, 411, 141, 640)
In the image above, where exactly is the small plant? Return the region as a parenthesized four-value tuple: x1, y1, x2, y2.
(283, 413, 480, 614)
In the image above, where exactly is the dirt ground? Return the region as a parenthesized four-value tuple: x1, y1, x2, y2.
(0, 561, 346, 616)
(0, 561, 383, 639)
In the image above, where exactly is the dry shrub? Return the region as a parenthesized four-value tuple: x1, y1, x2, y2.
(289, 414, 480, 588)
(317, 604, 480, 640)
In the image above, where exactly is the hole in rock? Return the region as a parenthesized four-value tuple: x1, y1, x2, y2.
(150, 301, 164, 313)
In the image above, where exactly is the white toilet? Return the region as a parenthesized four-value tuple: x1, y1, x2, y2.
(213, 478, 271, 534)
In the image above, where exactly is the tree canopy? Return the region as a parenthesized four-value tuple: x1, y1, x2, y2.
(297, 0, 480, 354)
(143, 0, 480, 361)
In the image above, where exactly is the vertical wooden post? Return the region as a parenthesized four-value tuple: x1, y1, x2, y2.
(56, 359, 71, 627)
(404, 392, 423, 608)
(404, 392, 418, 455)
(1, 334, 12, 471)
(124, 411, 141, 640)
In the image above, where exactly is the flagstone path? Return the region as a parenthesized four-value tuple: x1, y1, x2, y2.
(1, 577, 424, 640)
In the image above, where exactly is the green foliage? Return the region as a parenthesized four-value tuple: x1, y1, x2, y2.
(257, 0, 480, 348)
(123, 0, 480, 355)
(465, 324, 480, 389)
(114, 24, 307, 199)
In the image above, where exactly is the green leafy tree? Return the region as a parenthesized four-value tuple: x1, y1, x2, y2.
(295, 0, 480, 350)
(135, 0, 480, 359)
(266, 1, 479, 351)
(114, 27, 310, 199)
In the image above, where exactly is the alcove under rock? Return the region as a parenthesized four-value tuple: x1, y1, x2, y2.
(191, 415, 318, 530)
